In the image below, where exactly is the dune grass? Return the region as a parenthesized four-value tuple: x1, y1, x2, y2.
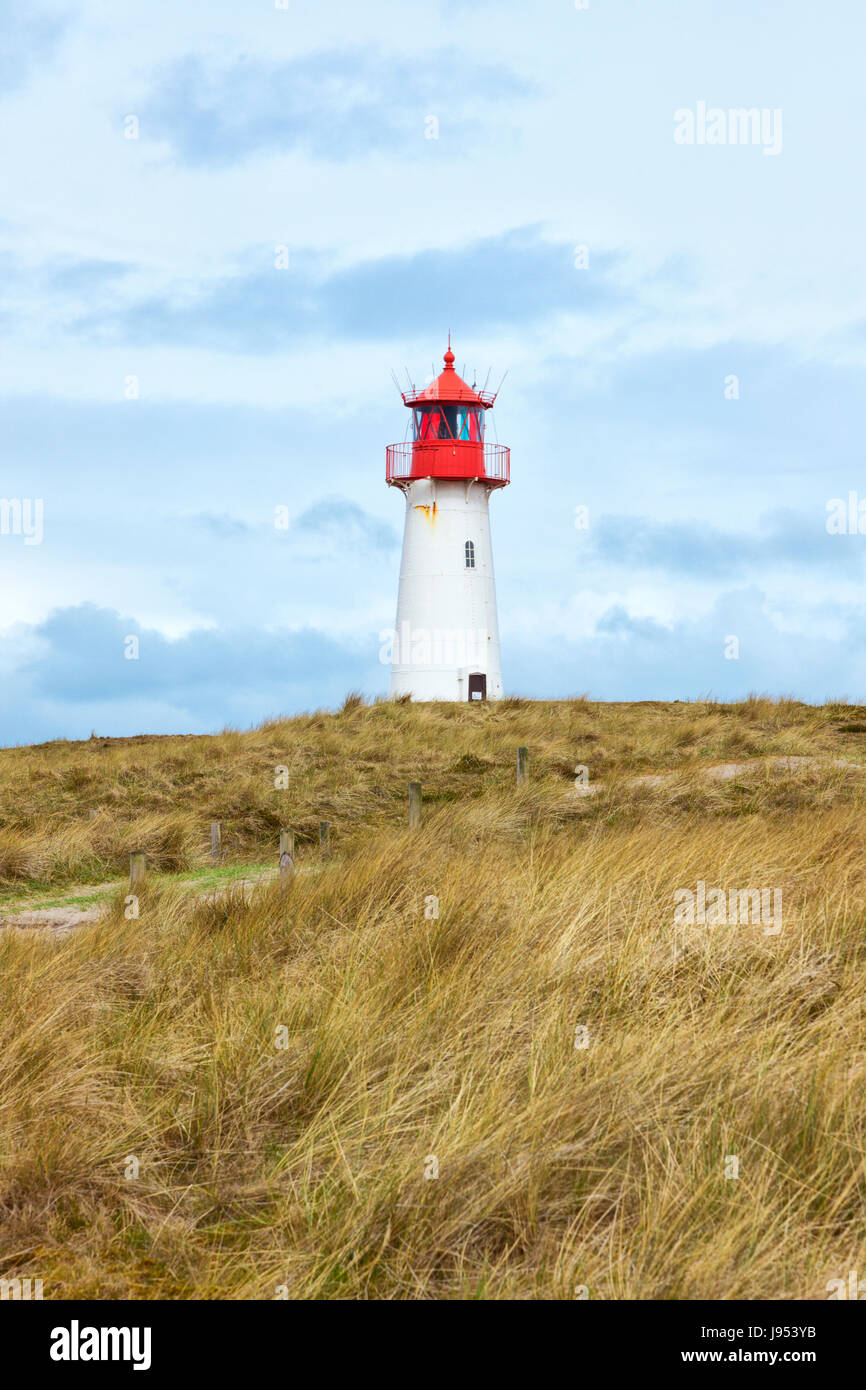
(1, 696, 865, 1298)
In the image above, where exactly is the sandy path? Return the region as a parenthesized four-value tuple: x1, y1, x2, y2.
(569, 754, 866, 797)
(0, 869, 279, 938)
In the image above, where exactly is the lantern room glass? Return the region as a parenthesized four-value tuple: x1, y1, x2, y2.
(413, 407, 484, 442)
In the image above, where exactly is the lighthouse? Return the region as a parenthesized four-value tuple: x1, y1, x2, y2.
(386, 342, 510, 701)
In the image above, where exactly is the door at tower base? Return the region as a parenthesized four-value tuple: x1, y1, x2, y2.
(389, 477, 504, 702)
(468, 673, 487, 701)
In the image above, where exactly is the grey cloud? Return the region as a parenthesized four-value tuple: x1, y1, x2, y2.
(189, 512, 255, 539)
(506, 587, 866, 704)
(0, 9, 70, 96)
(587, 509, 861, 578)
(144, 49, 534, 167)
(75, 227, 626, 351)
(293, 498, 398, 552)
(0, 603, 384, 746)
(49, 259, 131, 295)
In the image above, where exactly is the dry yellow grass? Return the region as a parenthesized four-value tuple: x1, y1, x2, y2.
(1, 696, 866, 1298)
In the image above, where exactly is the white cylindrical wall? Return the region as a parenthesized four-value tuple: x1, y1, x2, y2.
(388, 477, 503, 701)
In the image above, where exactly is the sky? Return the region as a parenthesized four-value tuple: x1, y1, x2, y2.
(2, 0, 866, 745)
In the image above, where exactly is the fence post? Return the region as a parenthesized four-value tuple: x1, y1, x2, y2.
(408, 781, 422, 829)
(517, 746, 530, 786)
(210, 820, 222, 861)
(129, 851, 146, 890)
(319, 821, 330, 854)
(279, 829, 295, 888)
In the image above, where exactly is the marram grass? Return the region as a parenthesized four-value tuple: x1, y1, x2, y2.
(1, 697, 865, 1299)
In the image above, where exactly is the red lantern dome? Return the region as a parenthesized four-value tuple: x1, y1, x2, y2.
(386, 341, 510, 489)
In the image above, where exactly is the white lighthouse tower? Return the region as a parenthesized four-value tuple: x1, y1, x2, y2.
(386, 342, 510, 701)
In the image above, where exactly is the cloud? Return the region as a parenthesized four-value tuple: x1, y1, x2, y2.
(0, 603, 385, 744)
(188, 512, 255, 539)
(0, 252, 132, 338)
(293, 498, 398, 552)
(74, 228, 626, 352)
(24, 604, 352, 701)
(319, 230, 624, 341)
(505, 588, 866, 704)
(144, 49, 534, 167)
(48, 259, 131, 296)
(586, 508, 859, 578)
(0, 8, 70, 96)
(168, 496, 397, 560)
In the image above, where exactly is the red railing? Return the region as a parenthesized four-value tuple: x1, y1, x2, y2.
(386, 442, 510, 486)
(401, 386, 498, 408)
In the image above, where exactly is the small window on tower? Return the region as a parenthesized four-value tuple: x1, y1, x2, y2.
(465, 540, 475, 569)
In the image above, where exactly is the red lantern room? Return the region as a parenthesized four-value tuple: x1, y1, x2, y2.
(386, 341, 510, 488)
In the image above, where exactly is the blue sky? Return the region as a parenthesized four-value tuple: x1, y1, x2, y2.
(2, 0, 866, 744)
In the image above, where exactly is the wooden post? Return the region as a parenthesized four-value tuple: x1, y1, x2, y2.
(279, 829, 295, 887)
(129, 851, 146, 890)
(408, 781, 422, 829)
(210, 820, 222, 860)
(319, 821, 330, 854)
(517, 746, 530, 786)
